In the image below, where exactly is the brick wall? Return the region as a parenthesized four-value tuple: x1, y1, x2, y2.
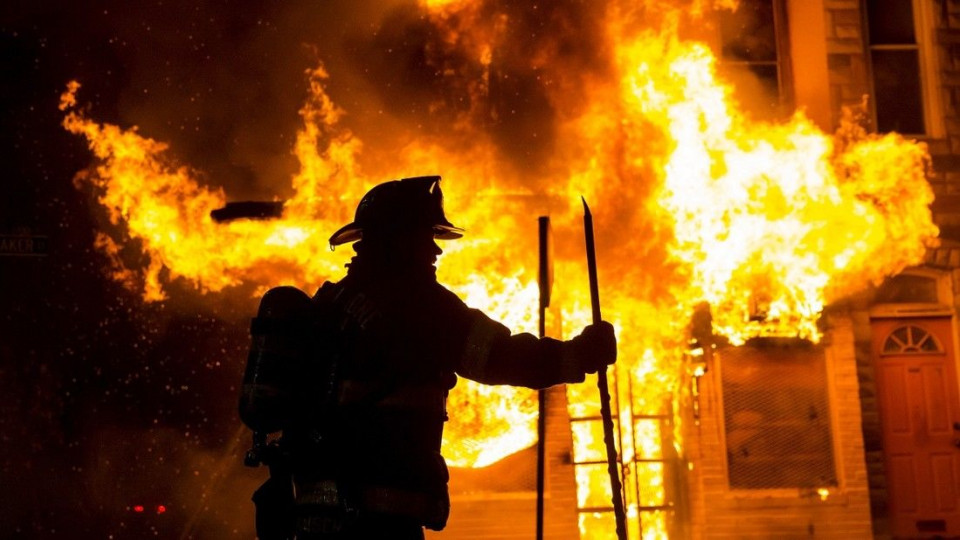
(684, 316, 873, 539)
(848, 301, 889, 538)
(931, 0, 960, 239)
(542, 384, 580, 539)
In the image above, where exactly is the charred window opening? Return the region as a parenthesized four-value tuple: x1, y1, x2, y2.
(866, 0, 927, 134)
(719, 339, 838, 490)
(717, 0, 790, 119)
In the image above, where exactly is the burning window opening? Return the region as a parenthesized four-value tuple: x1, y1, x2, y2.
(716, 0, 790, 120)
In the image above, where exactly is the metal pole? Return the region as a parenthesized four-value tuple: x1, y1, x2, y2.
(536, 216, 551, 540)
(582, 197, 628, 540)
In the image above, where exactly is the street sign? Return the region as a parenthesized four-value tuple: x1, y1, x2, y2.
(0, 234, 49, 256)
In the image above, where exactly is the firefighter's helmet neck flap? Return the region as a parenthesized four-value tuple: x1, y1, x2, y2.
(328, 175, 464, 248)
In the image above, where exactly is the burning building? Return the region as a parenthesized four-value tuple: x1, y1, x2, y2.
(45, 0, 960, 538)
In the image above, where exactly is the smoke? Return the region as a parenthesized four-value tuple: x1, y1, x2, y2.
(346, 0, 611, 174)
(96, 0, 379, 201)
(32, 0, 739, 198)
(72, 0, 620, 190)
(3, 0, 751, 203)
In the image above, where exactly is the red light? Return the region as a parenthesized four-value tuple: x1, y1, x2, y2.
(157, 505, 166, 514)
(133, 505, 144, 513)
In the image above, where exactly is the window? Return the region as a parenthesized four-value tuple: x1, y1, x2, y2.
(717, 0, 791, 119)
(865, 0, 943, 135)
(881, 325, 943, 354)
(875, 274, 939, 304)
(719, 339, 837, 489)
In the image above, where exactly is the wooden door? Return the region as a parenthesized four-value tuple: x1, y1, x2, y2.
(872, 317, 960, 538)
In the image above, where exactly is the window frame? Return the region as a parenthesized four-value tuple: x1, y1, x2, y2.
(714, 0, 796, 118)
(879, 324, 946, 355)
(869, 267, 954, 318)
(864, 0, 945, 138)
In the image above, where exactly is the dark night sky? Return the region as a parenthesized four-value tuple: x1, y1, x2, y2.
(0, 1, 607, 537)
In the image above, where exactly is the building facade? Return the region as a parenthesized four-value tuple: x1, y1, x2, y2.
(687, 1, 960, 538)
(430, 1, 960, 538)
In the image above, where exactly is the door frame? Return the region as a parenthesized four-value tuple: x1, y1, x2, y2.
(870, 267, 959, 537)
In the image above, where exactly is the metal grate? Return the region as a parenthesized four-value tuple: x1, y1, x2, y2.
(719, 340, 837, 490)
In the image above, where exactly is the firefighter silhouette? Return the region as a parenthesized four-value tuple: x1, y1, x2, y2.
(240, 176, 617, 539)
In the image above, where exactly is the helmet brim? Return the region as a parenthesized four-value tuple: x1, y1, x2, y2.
(433, 224, 464, 240)
(328, 223, 363, 246)
(328, 223, 464, 246)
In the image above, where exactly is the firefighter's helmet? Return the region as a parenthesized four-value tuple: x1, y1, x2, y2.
(329, 175, 464, 246)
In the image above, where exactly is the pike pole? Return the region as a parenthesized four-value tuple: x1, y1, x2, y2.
(582, 197, 628, 540)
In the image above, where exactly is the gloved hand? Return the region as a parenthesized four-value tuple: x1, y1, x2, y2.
(569, 321, 617, 374)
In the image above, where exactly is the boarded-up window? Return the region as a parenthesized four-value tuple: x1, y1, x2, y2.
(720, 339, 838, 489)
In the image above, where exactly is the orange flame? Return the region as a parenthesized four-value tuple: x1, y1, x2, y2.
(624, 33, 937, 344)
(63, 1, 937, 536)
